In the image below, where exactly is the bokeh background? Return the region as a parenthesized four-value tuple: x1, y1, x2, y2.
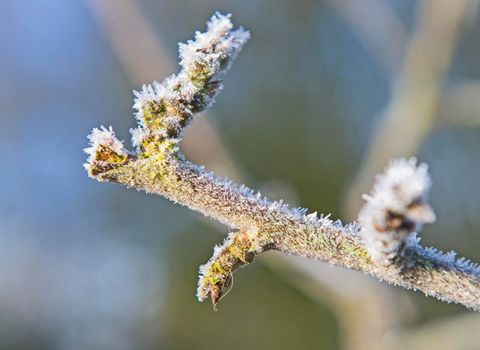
(1, 0, 480, 349)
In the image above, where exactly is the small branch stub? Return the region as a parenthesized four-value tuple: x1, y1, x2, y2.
(197, 229, 265, 307)
(84, 126, 129, 177)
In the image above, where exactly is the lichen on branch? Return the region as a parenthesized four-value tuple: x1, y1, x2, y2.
(84, 12, 480, 311)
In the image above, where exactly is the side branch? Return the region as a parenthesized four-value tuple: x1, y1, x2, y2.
(96, 152, 480, 311)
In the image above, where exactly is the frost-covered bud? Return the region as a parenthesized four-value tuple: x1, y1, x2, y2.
(84, 126, 128, 177)
(358, 158, 436, 267)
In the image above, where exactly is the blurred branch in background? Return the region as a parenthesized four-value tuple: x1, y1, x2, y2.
(437, 81, 480, 127)
(383, 313, 480, 350)
(344, 0, 474, 220)
(331, 0, 406, 77)
(85, 0, 171, 83)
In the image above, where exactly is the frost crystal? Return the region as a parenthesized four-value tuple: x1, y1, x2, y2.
(358, 158, 436, 266)
(129, 127, 149, 150)
(132, 84, 157, 116)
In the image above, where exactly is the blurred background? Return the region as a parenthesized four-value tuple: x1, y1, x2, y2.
(1, 0, 480, 349)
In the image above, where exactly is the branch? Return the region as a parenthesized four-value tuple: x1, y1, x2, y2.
(84, 12, 480, 311)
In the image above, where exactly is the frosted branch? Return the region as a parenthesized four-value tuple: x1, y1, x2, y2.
(84, 12, 480, 311)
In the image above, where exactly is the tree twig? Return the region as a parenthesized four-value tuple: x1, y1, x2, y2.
(84, 12, 480, 311)
(86, 4, 411, 346)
